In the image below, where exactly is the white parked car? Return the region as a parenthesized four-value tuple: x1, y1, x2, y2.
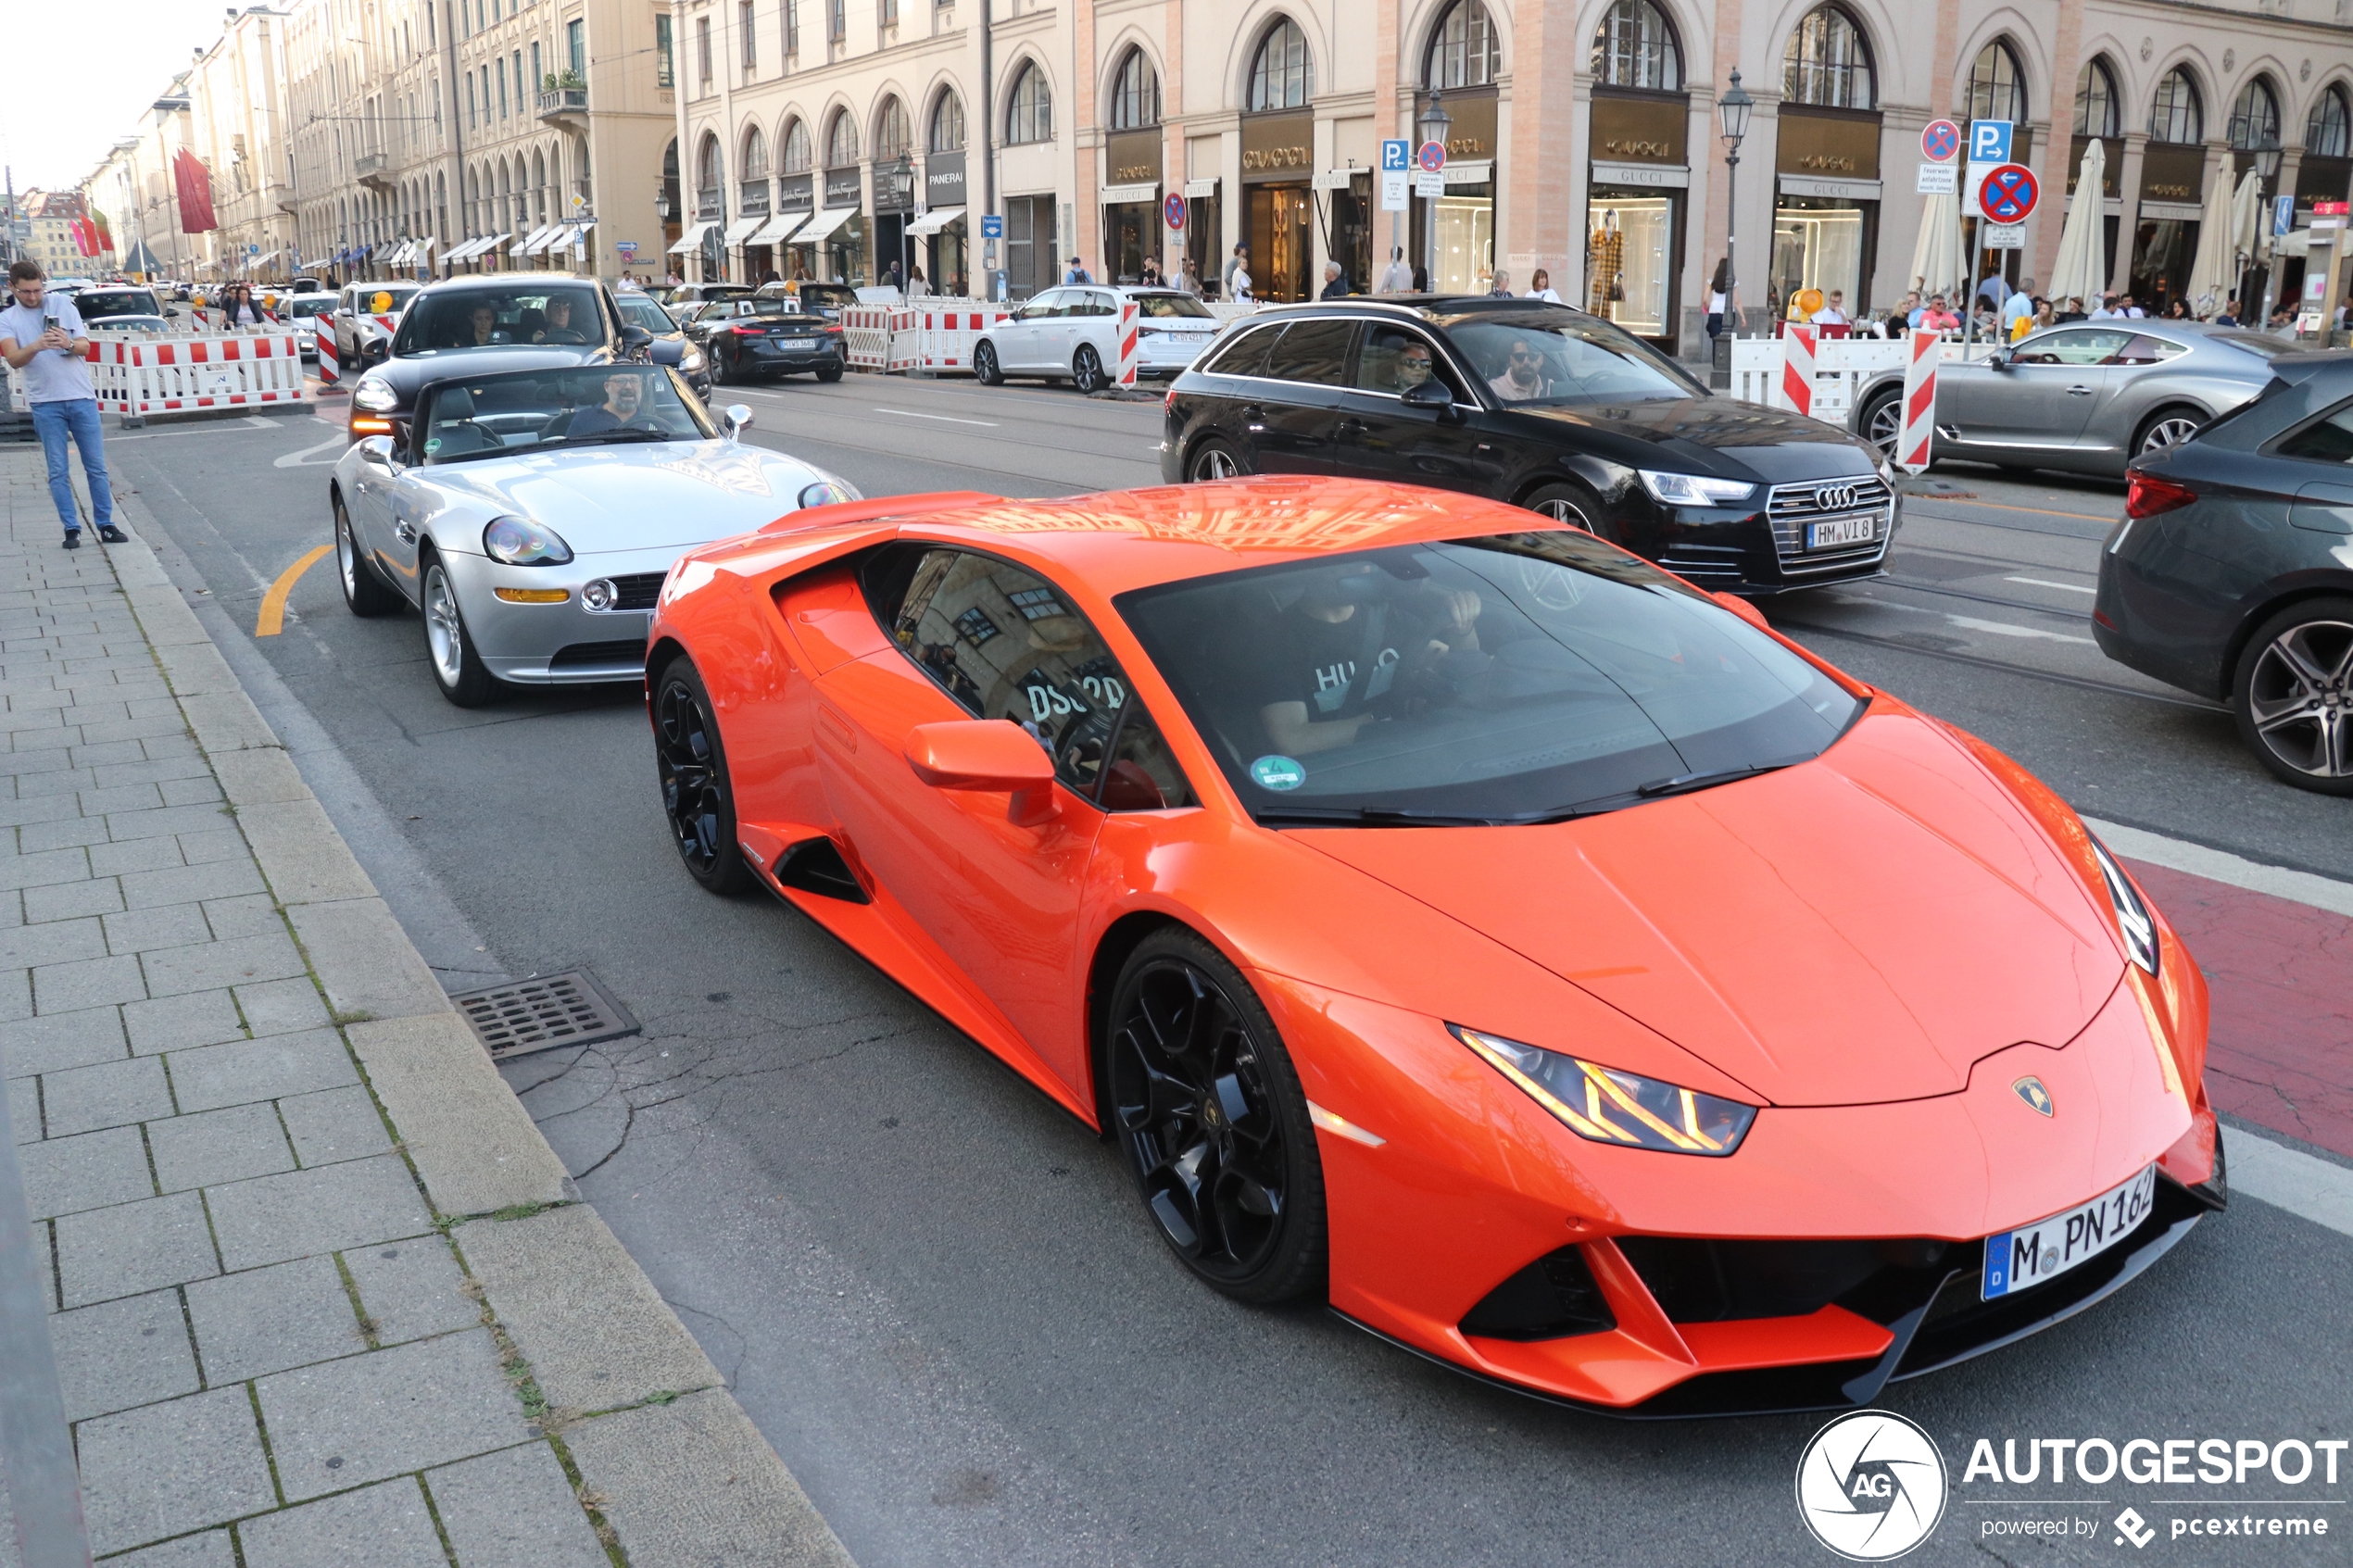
(279, 291, 339, 358)
(330, 361, 857, 706)
(972, 286, 1221, 391)
(330, 280, 422, 369)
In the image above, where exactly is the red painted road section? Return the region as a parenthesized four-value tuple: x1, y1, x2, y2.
(2129, 859, 2353, 1160)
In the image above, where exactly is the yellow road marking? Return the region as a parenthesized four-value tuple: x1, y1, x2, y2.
(256, 545, 333, 636)
(1915, 495, 2122, 524)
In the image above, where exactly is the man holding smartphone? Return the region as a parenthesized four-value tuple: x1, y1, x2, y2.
(1, 261, 126, 549)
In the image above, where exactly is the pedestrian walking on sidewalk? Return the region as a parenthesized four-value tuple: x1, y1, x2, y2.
(1377, 247, 1414, 295)
(2, 262, 126, 550)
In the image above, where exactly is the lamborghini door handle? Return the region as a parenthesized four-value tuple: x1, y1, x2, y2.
(394, 521, 418, 545)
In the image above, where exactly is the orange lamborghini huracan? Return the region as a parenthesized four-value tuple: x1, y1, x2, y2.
(644, 477, 2225, 1416)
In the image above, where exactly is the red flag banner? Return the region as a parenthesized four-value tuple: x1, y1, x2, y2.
(93, 211, 113, 252)
(173, 149, 218, 232)
(69, 218, 92, 257)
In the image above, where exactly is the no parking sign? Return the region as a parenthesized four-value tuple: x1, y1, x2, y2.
(1164, 192, 1186, 231)
(1977, 164, 2040, 225)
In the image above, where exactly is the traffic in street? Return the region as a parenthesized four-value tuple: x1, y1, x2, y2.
(93, 342, 2353, 1566)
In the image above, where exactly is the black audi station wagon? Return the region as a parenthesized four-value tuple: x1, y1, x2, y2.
(1161, 298, 1898, 595)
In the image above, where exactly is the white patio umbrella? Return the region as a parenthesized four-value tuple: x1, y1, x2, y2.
(2046, 139, 2109, 309)
(2228, 167, 2266, 307)
(2185, 169, 2238, 315)
(1909, 189, 1965, 303)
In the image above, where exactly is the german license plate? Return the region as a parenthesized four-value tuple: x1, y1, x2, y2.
(783, 337, 816, 350)
(1806, 513, 1879, 550)
(1981, 1164, 2156, 1299)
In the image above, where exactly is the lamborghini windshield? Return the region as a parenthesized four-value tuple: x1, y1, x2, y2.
(1116, 533, 1861, 824)
(420, 365, 712, 463)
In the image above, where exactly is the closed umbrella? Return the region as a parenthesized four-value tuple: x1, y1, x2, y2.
(1909, 189, 1965, 302)
(2047, 139, 2108, 309)
(2185, 169, 2237, 315)
(2228, 167, 2265, 309)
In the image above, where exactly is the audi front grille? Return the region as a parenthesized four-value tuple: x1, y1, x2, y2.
(1765, 475, 1896, 578)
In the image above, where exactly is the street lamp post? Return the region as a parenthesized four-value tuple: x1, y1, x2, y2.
(894, 151, 914, 294)
(2253, 140, 2284, 327)
(1717, 69, 1753, 347)
(1417, 90, 1451, 293)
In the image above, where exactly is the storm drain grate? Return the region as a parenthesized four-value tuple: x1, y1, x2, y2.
(448, 970, 639, 1060)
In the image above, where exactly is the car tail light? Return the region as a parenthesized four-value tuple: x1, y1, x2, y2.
(2125, 469, 2198, 519)
(1164, 385, 1178, 413)
(727, 322, 766, 336)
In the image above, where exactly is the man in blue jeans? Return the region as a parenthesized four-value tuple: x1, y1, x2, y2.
(1, 261, 128, 550)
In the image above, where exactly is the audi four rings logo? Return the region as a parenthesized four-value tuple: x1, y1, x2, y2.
(1796, 1410, 1949, 1560)
(1816, 483, 1859, 511)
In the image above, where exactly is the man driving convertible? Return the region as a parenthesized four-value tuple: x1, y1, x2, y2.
(1249, 559, 1484, 757)
(566, 370, 664, 437)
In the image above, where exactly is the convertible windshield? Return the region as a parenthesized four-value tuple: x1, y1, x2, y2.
(1117, 533, 1860, 824)
(419, 366, 711, 463)
(1440, 307, 1703, 407)
(396, 285, 603, 353)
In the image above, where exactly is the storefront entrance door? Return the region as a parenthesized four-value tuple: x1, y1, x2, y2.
(1248, 184, 1314, 302)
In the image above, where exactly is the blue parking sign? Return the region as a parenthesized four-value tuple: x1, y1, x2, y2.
(980, 213, 1004, 240)
(1969, 119, 2013, 164)
(1381, 139, 1411, 172)
(2276, 194, 2296, 236)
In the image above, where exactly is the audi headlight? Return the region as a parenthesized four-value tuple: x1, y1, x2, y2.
(482, 516, 573, 566)
(799, 478, 861, 508)
(352, 375, 398, 412)
(1639, 470, 1758, 508)
(1453, 1025, 1756, 1156)
(2088, 836, 2159, 974)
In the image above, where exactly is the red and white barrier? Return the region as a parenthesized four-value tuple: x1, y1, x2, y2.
(1115, 300, 1139, 389)
(1780, 325, 1818, 418)
(1898, 329, 1939, 473)
(907, 304, 1015, 371)
(90, 331, 308, 418)
(314, 320, 340, 386)
(839, 305, 920, 371)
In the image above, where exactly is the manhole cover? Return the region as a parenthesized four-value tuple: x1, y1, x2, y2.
(448, 971, 638, 1060)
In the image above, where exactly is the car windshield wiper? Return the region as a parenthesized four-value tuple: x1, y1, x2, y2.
(556, 429, 676, 448)
(1252, 806, 1506, 828)
(1528, 759, 1807, 823)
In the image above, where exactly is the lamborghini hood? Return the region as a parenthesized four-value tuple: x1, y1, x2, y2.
(1295, 710, 2126, 1108)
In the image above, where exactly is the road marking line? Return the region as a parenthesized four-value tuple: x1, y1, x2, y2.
(242, 415, 274, 429)
(2082, 816, 2353, 920)
(2231, 1127, 2353, 1239)
(1944, 613, 2096, 645)
(2004, 575, 2098, 595)
(256, 545, 333, 636)
(274, 434, 346, 469)
(1920, 496, 2122, 524)
(874, 408, 999, 427)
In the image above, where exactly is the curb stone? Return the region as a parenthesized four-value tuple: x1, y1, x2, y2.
(51, 453, 857, 1568)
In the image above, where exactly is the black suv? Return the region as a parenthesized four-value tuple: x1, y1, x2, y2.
(1161, 299, 1897, 596)
(346, 273, 680, 441)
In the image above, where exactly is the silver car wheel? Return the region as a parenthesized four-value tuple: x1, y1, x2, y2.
(336, 508, 359, 596)
(1531, 496, 1587, 527)
(2246, 619, 2353, 780)
(1189, 445, 1239, 481)
(423, 564, 466, 689)
(2137, 413, 2205, 455)
(1865, 394, 1904, 461)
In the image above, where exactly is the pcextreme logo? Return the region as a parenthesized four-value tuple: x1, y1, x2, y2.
(1795, 1410, 1950, 1561)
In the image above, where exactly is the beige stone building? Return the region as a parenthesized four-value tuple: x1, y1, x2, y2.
(17, 192, 107, 280)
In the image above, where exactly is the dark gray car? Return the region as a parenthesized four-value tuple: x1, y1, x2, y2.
(1855, 323, 2294, 478)
(2094, 351, 2353, 794)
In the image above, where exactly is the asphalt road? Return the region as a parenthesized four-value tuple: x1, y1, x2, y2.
(103, 378, 2352, 1568)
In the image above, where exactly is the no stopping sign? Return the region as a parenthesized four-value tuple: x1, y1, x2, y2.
(1978, 164, 2039, 224)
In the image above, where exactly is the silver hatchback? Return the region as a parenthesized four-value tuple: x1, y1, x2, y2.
(1853, 322, 2296, 478)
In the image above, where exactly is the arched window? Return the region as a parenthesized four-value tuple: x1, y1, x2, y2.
(1110, 47, 1161, 129)
(929, 91, 965, 152)
(1006, 61, 1052, 144)
(2309, 84, 2353, 159)
(781, 119, 812, 173)
(824, 108, 859, 167)
(2150, 67, 2202, 144)
(1248, 19, 1310, 110)
(1592, 0, 1678, 92)
(2074, 57, 2120, 137)
(1782, 6, 1874, 110)
(1964, 40, 2026, 126)
(742, 124, 768, 181)
(697, 133, 724, 197)
(875, 95, 912, 160)
(1427, 1, 1501, 91)
(2229, 78, 2282, 150)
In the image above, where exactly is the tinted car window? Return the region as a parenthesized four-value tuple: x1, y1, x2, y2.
(1445, 309, 1700, 406)
(1117, 533, 1860, 824)
(1354, 324, 1464, 398)
(1259, 320, 1357, 387)
(1200, 322, 1282, 378)
(2011, 328, 2130, 366)
(1134, 294, 1215, 320)
(1021, 289, 1070, 320)
(1081, 292, 1117, 318)
(616, 295, 677, 333)
(882, 548, 1139, 799)
(2276, 401, 2353, 465)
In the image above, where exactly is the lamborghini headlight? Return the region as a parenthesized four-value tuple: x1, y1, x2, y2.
(1639, 470, 1758, 508)
(1453, 1026, 1756, 1156)
(483, 516, 573, 566)
(2088, 836, 2159, 974)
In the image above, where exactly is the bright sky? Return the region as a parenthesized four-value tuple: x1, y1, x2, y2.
(0, 0, 243, 194)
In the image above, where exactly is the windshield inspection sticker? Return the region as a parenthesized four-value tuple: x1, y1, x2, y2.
(1250, 756, 1306, 791)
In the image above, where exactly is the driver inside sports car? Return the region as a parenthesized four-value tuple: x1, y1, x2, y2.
(533, 295, 588, 345)
(1250, 561, 1485, 756)
(567, 370, 662, 436)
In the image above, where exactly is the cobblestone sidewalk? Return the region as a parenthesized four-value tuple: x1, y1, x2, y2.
(3, 440, 854, 1566)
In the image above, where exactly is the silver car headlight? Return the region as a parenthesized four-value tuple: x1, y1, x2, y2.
(682, 346, 706, 373)
(1639, 470, 1758, 507)
(352, 375, 398, 412)
(483, 516, 573, 566)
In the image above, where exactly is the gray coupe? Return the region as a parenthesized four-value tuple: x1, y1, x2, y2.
(1853, 322, 2296, 479)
